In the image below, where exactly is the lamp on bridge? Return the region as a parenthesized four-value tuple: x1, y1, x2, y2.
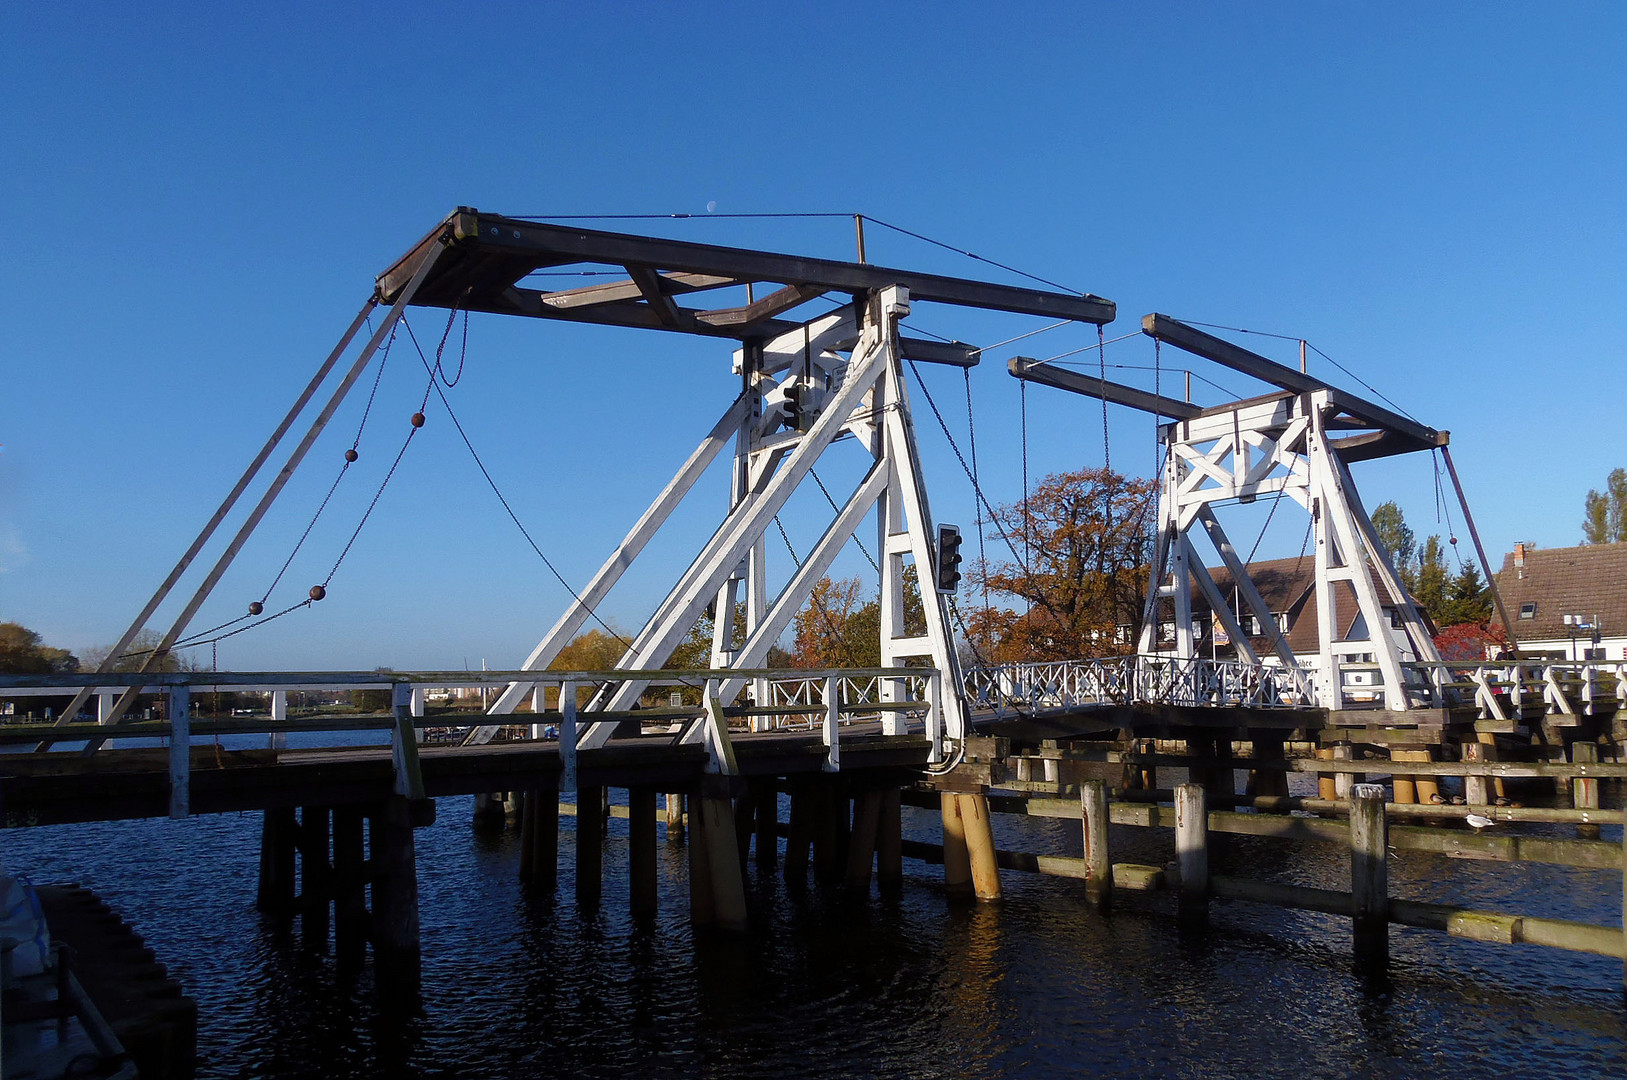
(1561, 613, 1600, 662)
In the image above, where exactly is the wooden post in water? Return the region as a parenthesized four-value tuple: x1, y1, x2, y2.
(1332, 743, 1358, 799)
(876, 787, 903, 895)
(332, 806, 366, 967)
(1572, 741, 1601, 839)
(1462, 741, 1490, 805)
(520, 786, 558, 894)
(847, 788, 883, 890)
(576, 785, 605, 912)
(300, 806, 331, 950)
(959, 793, 1002, 902)
(1413, 748, 1441, 805)
(473, 792, 507, 831)
(812, 782, 846, 884)
(687, 785, 716, 926)
(257, 807, 297, 916)
(629, 787, 658, 919)
(785, 783, 812, 886)
(1175, 783, 1208, 929)
(1081, 779, 1112, 910)
(698, 785, 748, 931)
(733, 786, 756, 873)
(369, 796, 422, 996)
(666, 793, 686, 844)
(939, 792, 973, 902)
(1246, 732, 1290, 798)
(754, 782, 778, 873)
(1316, 746, 1338, 800)
(1349, 782, 1389, 970)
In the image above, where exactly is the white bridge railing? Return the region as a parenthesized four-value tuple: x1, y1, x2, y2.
(963, 654, 1627, 720)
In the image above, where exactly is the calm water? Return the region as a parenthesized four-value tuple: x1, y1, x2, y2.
(4, 784, 1626, 1079)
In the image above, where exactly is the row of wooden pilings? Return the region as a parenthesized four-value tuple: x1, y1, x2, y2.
(253, 773, 1010, 990)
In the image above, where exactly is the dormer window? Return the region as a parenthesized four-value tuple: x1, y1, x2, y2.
(1519, 602, 1537, 620)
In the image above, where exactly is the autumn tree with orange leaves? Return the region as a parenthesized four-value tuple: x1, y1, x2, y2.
(961, 466, 1156, 663)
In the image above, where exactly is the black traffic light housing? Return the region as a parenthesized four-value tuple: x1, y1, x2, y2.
(780, 380, 803, 431)
(935, 523, 963, 593)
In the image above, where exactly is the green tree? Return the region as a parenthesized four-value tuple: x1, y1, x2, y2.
(1437, 560, 1493, 627)
(79, 628, 195, 673)
(1582, 467, 1627, 543)
(0, 622, 80, 675)
(1413, 535, 1450, 620)
(1370, 501, 1417, 589)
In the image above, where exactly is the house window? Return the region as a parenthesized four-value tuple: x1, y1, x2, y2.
(1388, 608, 1404, 629)
(1242, 615, 1261, 636)
(1519, 602, 1537, 620)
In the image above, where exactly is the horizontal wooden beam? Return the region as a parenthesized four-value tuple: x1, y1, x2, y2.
(379, 209, 1116, 325)
(1009, 355, 1201, 418)
(1141, 313, 1444, 449)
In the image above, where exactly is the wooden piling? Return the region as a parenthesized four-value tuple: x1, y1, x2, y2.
(1390, 749, 1419, 805)
(812, 782, 845, 884)
(1572, 742, 1601, 839)
(1246, 733, 1290, 799)
(959, 793, 1002, 902)
(754, 782, 778, 872)
(733, 786, 756, 873)
(1316, 747, 1338, 800)
(666, 793, 686, 844)
(1081, 778, 1112, 910)
(576, 785, 604, 912)
(256, 807, 297, 916)
(369, 796, 421, 995)
(784, 784, 811, 886)
(521, 786, 559, 894)
(1175, 783, 1207, 929)
(1412, 748, 1441, 806)
(877, 787, 903, 894)
(699, 790, 748, 931)
(1350, 782, 1389, 969)
(687, 787, 715, 926)
(472, 792, 507, 831)
(300, 806, 331, 950)
(332, 806, 366, 966)
(1332, 743, 1358, 799)
(1462, 741, 1490, 805)
(939, 792, 973, 901)
(629, 787, 658, 919)
(847, 788, 883, 889)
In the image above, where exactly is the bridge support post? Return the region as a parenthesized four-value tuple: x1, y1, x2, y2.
(698, 783, 748, 932)
(687, 785, 715, 926)
(333, 806, 367, 968)
(785, 782, 812, 886)
(1316, 746, 1337, 800)
(959, 793, 1001, 902)
(1175, 784, 1208, 930)
(1350, 783, 1389, 971)
(257, 807, 297, 916)
(629, 786, 658, 920)
(1462, 740, 1491, 805)
(1081, 779, 1112, 911)
(754, 782, 778, 873)
(1571, 741, 1601, 839)
(300, 806, 331, 950)
(520, 786, 559, 895)
(877, 787, 903, 896)
(1332, 743, 1358, 799)
(473, 792, 507, 831)
(812, 782, 847, 885)
(576, 786, 605, 912)
(939, 792, 973, 902)
(846, 788, 883, 890)
(1245, 733, 1290, 798)
(666, 793, 686, 844)
(370, 796, 422, 997)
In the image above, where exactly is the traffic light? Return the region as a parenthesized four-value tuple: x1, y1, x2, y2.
(779, 380, 803, 430)
(935, 523, 962, 593)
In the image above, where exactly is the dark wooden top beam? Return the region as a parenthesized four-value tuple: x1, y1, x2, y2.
(376, 208, 1116, 328)
(1141, 314, 1445, 450)
(1009, 356, 1202, 419)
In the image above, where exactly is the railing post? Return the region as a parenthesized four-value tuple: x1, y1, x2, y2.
(168, 684, 190, 819)
(270, 689, 287, 750)
(1350, 782, 1389, 970)
(390, 683, 424, 800)
(560, 681, 578, 792)
(822, 675, 840, 772)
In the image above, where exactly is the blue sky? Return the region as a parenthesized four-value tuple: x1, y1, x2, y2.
(3, 2, 1624, 670)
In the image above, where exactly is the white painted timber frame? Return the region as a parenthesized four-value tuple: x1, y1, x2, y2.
(475, 286, 965, 765)
(1138, 389, 1439, 710)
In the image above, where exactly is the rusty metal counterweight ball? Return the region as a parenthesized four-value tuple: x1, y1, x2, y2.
(248, 601, 263, 616)
(309, 585, 327, 602)
(344, 448, 358, 463)
(410, 412, 426, 428)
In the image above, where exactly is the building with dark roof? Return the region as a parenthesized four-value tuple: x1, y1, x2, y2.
(1496, 542, 1627, 661)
